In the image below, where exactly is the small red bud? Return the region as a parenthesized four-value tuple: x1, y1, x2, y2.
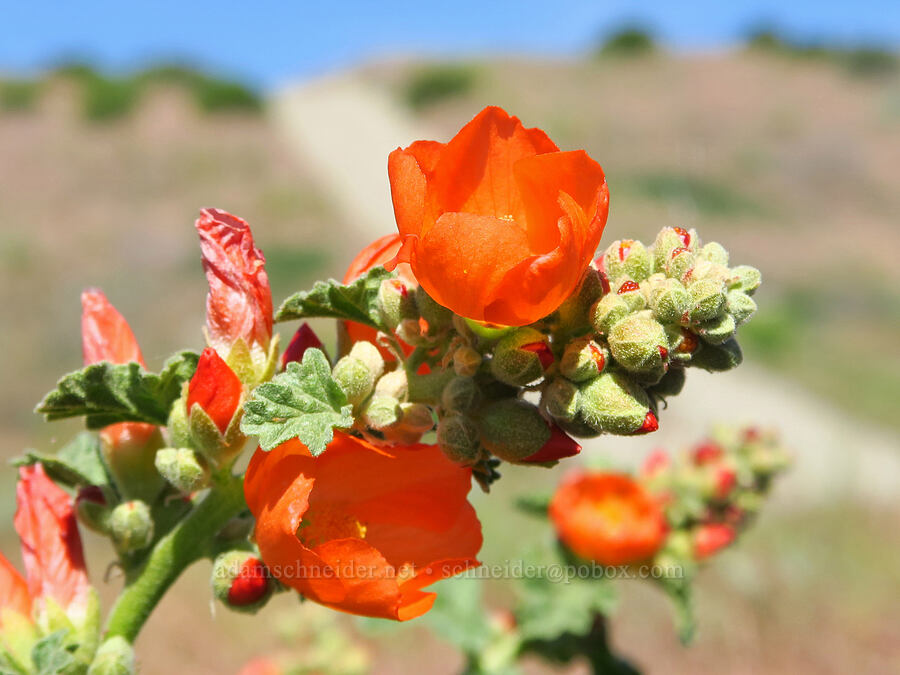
(521, 341, 554, 370)
(521, 423, 581, 463)
(282, 323, 325, 369)
(634, 411, 658, 434)
(715, 467, 737, 499)
(743, 427, 761, 442)
(658, 345, 668, 360)
(589, 343, 606, 373)
(694, 523, 735, 559)
(618, 239, 634, 261)
(670, 246, 690, 259)
(617, 280, 640, 294)
(693, 442, 723, 465)
(673, 227, 691, 247)
(598, 270, 611, 295)
(227, 557, 270, 606)
(77, 485, 107, 507)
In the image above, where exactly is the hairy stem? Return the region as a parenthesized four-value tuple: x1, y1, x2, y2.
(103, 473, 246, 642)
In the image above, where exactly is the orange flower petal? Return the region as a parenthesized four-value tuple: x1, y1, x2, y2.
(81, 289, 145, 367)
(0, 554, 31, 626)
(196, 208, 273, 354)
(187, 347, 243, 434)
(13, 465, 89, 612)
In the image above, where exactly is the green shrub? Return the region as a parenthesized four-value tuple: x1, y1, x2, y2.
(404, 64, 477, 110)
(193, 78, 262, 114)
(82, 76, 141, 122)
(0, 80, 41, 113)
(597, 25, 656, 57)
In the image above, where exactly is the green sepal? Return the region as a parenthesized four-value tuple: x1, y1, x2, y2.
(29, 630, 75, 675)
(188, 402, 246, 466)
(276, 266, 394, 329)
(240, 348, 353, 455)
(12, 433, 110, 489)
(223, 334, 280, 387)
(35, 352, 199, 428)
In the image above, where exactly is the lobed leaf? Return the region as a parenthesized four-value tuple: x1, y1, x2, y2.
(275, 266, 393, 329)
(13, 433, 110, 488)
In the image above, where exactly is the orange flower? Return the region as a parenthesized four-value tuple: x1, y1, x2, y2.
(245, 433, 482, 620)
(549, 471, 666, 566)
(1, 465, 90, 627)
(387, 106, 609, 326)
(187, 347, 243, 434)
(195, 208, 273, 356)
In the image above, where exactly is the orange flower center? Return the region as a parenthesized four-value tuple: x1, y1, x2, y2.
(297, 505, 367, 548)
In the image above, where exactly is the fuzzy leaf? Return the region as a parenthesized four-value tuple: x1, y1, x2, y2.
(35, 351, 199, 429)
(240, 348, 353, 455)
(661, 579, 696, 644)
(31, 630, 75, 675)
(13, 433, 109, 488)
(276, 267, 393, 329)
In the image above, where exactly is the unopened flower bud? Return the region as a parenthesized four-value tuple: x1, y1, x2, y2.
(696, 312, 736, 344)
(615, 278, 646, 311)
(648, 277, 691, 325)
(690, 339, 743, 372)
(649, 367, 686, 398)
(362, 395, 402, 430)
(441, 376, 481, 413)
(110, 500, 154, 553)
(685, 260, 729, 286)
(652, 226, 696, 270)
(437, 413, 481, 465)
(665, 247, 695, 281)
(559, 338, 607, 382)
(693, 523, 735, 560)
(478, 400, 551, 463)
(578, 371, 654, 435)
(520, 424, 581, 464)
(603, 239, 653, 282)
(554, 268, 605, 336)
(590, 294, 629, 335)
(282, 323, 325, 369)
(212, 551, 273, 613)
(608, 311, 669, 376)
(727, 265, 762, 294)
(396, 317, 427, 345)
(698, 241, 729, 266)
(348, 341, 385, 379)
(87, 637, 135, 675)
(383, 402, 435, 444)
(688, 278, 726, 322)
(541, 377, 580, 422)
(490, 328, 551, 386)
(725, 290, 757, 325)
(377, 278, 416, 331)
(641, 449, 670, 478)
(155, 447, 209, 493)
(452, 345, 483, 376)
(374, 368, 409, 400)
(333, 346, 383, 407)
(415, 286, 453, 333)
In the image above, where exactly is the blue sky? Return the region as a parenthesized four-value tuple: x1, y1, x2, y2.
(3, 1, 898, 89)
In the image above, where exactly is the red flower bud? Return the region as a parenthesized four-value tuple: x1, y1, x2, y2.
(187, 347, 243, 434)
(521, 341, 554, 370)
(641, 449, 670, 477)
(693, 523, 735, 560)
(670, 246, 691, 259)
(618, 239, 634, 261)
(76, 485, 106, 507)
(617, 280, 640, 294)
(715, 467, 737, 499)
(673, 227, 691, 247)
(281, 323, 325, 370)
(521, 424, 581, 463)
(634, 411, 658, 435)
(227, 557, 270, 607)
(693, 442, 723, 465)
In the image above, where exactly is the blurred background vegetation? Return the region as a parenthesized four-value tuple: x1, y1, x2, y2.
(1, 18, 899, 675)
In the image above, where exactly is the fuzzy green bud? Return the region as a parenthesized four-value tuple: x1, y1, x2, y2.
(648, 277, 691, 324)
(154, 447, 209, 493)
(212, 551, 273, 614)
(478, 400, 551, 463)
(696, 313, 736, 344)
(652, 226, 696, 270)
(590, 293, 629, 335)
(384, 403, 435, 444)
(374, 368, 408, 400)
(608, 311, 669, 375)
(377, 278, 416, 330)
(348, 341, 385, 379)
(726, 290, 757, 325)
(490, 328, 551, 386)
(727, 265, 762, 294)
(554, 268, 605, 336)
(453, 345, 483, 377)
(603, 240, 653, 282)
(578, 371, 654, 435)
(437, 413, 481, 465)
(690, 339, 743, 372)
(333, 347, 382, 407)
(698, 241, 729, 266)
(665, 247, 695, 281)
(87, 637, 135, 675)
(541, 377, 580, 422)
(614, 278, 647, 311)
(649, 367, 686, 398)
(688, 278, 726, 322)
(559, 337, 608, 382)
(110, 500, 154, 553)
(362, 395, 402, 430)
(687, 260, 729, 286)
(441, 376, 481, 413)
(415, 286, 453, 332)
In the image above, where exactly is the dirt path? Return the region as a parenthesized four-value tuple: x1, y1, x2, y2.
(270, 73, 900, 509)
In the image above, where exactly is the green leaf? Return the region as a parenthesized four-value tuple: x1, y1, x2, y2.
(275, 266, 393, 329)
(514, 493, 551, 518)
(425, 578, 493, 655)
(31, 630, 75, 675)
(13, 433, 109, 488)
(35, 351, 199, 429)
(661, 578, 696, 644)
(240, 348, 353, 455)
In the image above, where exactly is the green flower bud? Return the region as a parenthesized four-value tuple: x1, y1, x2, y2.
(396, 317, 426, 345)
(87, 637, 135, 675)
(665, 247, 695, 281)
(110, 500, 154, 553)
(453, 345, 483, 376)
(690, 339, 743, 372)
(374, 368, 409, 400)
(590, 293, 630, 336)
(415, 286, 453, 332)
(614, 278, 646, 311)
(698, 241, 729, 266)
(578, 371, 654, 435)
(687, 260, 729, 285)
(603, 240, 653, 282)
(441, 376, 481, 413)
(490, 328, 551, 386)
(688, 278, 726, 322)
(383, 403, 435, 444)
(650, 367, 686, 398)
(648, 277, 691, 324)
(608, 311, 670, 375)
(362, 395, 402, 430)
(559, 337, 607, 382)
(541, 377, 580, 422)
(478, 400, 551, 463)
(154, 447, 209, 493)
(212, 551, 273, 614)
(726, 290, 757, 325)
(437, 413, 481, 465)
(696, 313, 736, 344)
(348, 341, 385, 379)
(652, 226, 696, 270)
(557, 415, 602, 438)
(377, 278, 416, 331)
(554, 268, 605, 337)
(333, 356, 377, 407)
(727, 265, 762, 295)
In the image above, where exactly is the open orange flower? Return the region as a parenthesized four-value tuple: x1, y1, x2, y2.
(245, 433, 482, 620)
(195, 208, 273, 356)
(1, 465, 90, 629)
(549, 471, 666, 566)
(387, 106, 609, 326)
